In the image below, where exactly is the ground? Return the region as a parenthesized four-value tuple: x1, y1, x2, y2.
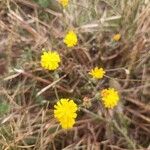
(0, 0, 150, 149)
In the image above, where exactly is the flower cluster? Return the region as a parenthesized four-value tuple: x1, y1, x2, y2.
(100, 88, 119, 109)
(113, 33, 121, 41)
(89, 67, 105, 79)
(88, 67, 119, 109)
(40, 51, 61, 71)
(39, 1, 121, 130)
(59, 0, 69, 7)
(54, 99, 78, 129)
(64, 30, 78, 47)
(41, 38, 119, 129)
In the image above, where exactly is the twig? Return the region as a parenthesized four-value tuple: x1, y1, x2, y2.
(112, 120, 136, 149)
(37, 74, 67, 96)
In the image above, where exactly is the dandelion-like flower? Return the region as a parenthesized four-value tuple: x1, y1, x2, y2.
(64, 30, 78, 47)
(59, 0, 69, 7)
(89, 67, 105, 79)
(113, 34, 121, 41)
(54, 98, 78, 129)
(100, 88, 119, 109)
(40, 51, 61, 70)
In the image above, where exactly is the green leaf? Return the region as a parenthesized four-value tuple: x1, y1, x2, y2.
(38, 0, 50, 7)
(0, 102, 10, 115)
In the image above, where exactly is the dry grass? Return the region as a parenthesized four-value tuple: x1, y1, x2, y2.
(0, 0, 150, 149)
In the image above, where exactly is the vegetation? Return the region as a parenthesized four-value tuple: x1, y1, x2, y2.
(0, 0, 150, 149)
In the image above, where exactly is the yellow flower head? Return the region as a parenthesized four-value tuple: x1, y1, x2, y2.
(89, 67, 105, 79)
(100, 88, 119, 109)
(54, 98, 78, 129)
(113, 33, 121, 41)
(41, 51, 61, 70)
(59, 0, 69, 7)
(64, 30, 78, 47)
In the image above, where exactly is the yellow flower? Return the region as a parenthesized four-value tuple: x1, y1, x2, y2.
(113, 33, 121, 41)
(54, 98, 78, 129)
(59, 0, 69, 7)
(64, 30, 78, 47)
(41, 51, 61, 70)
(89, 67, 105, 79)
(100, 88, 119, 109)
